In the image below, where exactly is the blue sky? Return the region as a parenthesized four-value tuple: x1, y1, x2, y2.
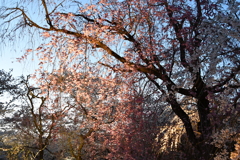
(0, 45, 37, 77)
(0, 0, 42, 77)
(0, 0, 90, 78)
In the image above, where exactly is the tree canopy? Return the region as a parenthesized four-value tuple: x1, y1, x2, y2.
(0, 0, 240, 159)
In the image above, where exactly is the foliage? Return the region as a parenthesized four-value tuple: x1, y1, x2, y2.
(0, 70, 16, 95)
(0, 69, 20, 115)
(0, 0, 240, 159)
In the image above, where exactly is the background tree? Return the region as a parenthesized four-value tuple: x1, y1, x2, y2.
(1, 0, 240, 159)
(0, 69, 20, 115)
(2, 76, 71, 160)
(0, 69, 21, 159)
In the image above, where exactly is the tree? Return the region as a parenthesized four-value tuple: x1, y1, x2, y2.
(0, 69, 20, 115)
(1, 0, 240, 159)
(0, 70, 16, 95)
(42, 69, 162, 159)
(2, 76, 66, 160)
(0, 69, 20, 159)
(45, 71, 122, 160)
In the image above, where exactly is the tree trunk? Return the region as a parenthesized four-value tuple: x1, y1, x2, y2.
(36, 135, 44, 160)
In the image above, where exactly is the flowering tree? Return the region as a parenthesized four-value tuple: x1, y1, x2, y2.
(40, 68, 161, 159)
(1, 0, 240, 159)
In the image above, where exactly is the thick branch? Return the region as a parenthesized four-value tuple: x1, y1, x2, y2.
(41, 0, 53, 28)
(194, 0, 202, 29)
(167, 93, 198, 145)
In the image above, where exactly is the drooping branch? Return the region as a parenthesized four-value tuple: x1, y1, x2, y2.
(5, 7, 52, 31)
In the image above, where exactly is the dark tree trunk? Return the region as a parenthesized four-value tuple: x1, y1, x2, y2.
(168, 77, 218, 159)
